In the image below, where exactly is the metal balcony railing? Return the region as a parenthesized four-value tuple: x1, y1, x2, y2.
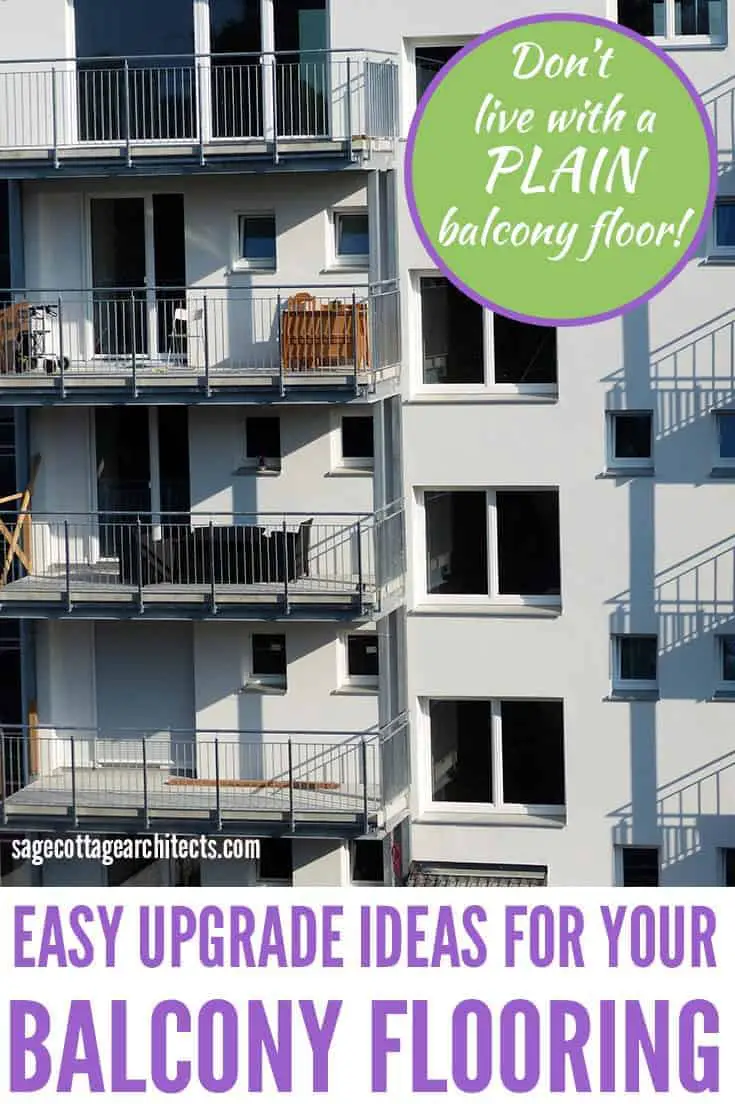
(0, 282, 401, 393)
(0, 504, 406, 616)
(0, 50, 399, 162)
(0, 715, 410, 831)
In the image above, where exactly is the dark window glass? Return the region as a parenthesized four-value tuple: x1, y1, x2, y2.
(430, 700, 493, 803)
(415, 45, 462, 102)
(500, 701, 565, 806)
(258, 837, 293, 881)
(723, 638, 735, 682)
(246, 416, 281, 458)
(675, 0, 722, 35)
(613, 413, 653, 459)
(724, 849, 735, 886)
(336, 213, 369, 258)
(420, 277, 484, 385)
(493, 315, 557, 385)
(496, 491, 561, 596)
(341, 417, 374, 459)
(617, 0, 659, 35)
(622, 847, 659, 887)
(718, 415, 735, 458)
(715, 203, 735, 247)
(352, 840, 384, 883)
(618, 636, 658, 681)
(347, 634, 379, 678)
(425, 491, 487, 595)
(252, 634, 286, 676)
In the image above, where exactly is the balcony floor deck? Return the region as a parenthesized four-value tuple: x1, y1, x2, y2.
(3, 766, 381, 828)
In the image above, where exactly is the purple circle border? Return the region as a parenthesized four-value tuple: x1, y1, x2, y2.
(404, 11, 719, 328)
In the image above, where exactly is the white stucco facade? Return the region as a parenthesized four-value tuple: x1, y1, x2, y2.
(0, 0, 733, 887)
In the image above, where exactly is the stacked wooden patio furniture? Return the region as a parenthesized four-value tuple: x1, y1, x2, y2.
(280, 292, 369, 373)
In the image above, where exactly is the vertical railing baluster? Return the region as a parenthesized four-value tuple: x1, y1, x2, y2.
(51, 66, 59, 169)
(214, 737, 222, 831)
(142, 736, 149, 830)
(70, 733, 78, 828)
(276, 292, 284, 397)
(352, 290, 359, 395)
(210, 519, 217, 614)
(282, 519, 289, 613)
(57, 296, 65, 397)
(361, 736, 369, 833)
(64, 519, 72, 612)
(130, 288, 138, 396)
(356, 517, 364, 612)
(288, 737, 295, 833)
(346, 56, 353, 158)
(203, 296, 210, 396)
(136, 515, 144, 612)
(124, 59, 132, 166)
(0, 726, 6, 826)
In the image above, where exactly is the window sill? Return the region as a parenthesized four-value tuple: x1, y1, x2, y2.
(710, 467, 735, 479)
(407, 389, 558, 406)
(606, 689, 659, 702)
(711, 689, 735, 700)
(233, 464, 281, 477)
(227, 265, 277, 276)
(321, 264, 368, 275)
(415, 809, 566, 829)
(332, 684, 379, 696)
(700, 256, 735, 266)
(600, 466, 655, 478)
(411, 601, 562, 618)
(325, 466, 374, 478)
(646, 36, 727, 50)
(239, 683, 287, 696)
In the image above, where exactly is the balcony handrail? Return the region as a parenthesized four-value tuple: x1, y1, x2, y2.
(19, 509, 378, 521)
(0, 48, 398, 67)
(0, 283, 387, 295)
(0, 722, 388, 741)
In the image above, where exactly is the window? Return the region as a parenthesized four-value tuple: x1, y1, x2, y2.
(423, 489, 561, 602)
(249, 634, 287, 690)
(258, 838, 293, 884)
(237, 215, 276, 270)
(713, 201, 735, 255)
(621, 847, 659, 887)
(723, 849, 735, 885)
(608, 411, 653, 469)
(333, 210, 369, 267)
(345, 633, 379, 689)
(351, 839, 385, 884)
(428, 699, 566, 810)
(612, 635, 658, 694)
(715, 412, 735, 466)
(245, 416, 281, 471)
(617, 0, 724, 41)
(340, 416, 374, 468)
(418, 276, 557, 389)
(415, 45, 465, 102)
(717, 636, 735, 687)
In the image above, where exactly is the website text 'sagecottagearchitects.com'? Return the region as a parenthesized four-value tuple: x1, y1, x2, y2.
(8, 834, 261, 868)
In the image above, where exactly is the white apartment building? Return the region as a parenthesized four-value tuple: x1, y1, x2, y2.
(0, 0, 734, 888)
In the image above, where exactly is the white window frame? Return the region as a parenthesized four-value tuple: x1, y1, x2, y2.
(412, 271, 558, 396)
(420, 696, 566, 817)
(328, 207, 369, 271)
(713, 410, 735, 468)
(241, 414, 282, 473)
(330, 411, 375, 472)
(606, 410, 654, 471)
(611, 634, 659, 694)
(708, 200, 735, 259)
(232, 212, 277, 273)
(244, 632, 287, 692)
(613, 0, 727, 46)
(416, 487, 562, 608)
(339, 630, 380, 692)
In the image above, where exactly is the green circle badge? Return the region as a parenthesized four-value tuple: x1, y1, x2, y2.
(405, 14, 717, 327)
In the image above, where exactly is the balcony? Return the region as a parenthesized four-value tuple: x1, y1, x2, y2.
(0, 50, 398, 176)
(0, 505, 405, 620)
(0, 282, 401, 403)
(0, 716, 410, 835)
